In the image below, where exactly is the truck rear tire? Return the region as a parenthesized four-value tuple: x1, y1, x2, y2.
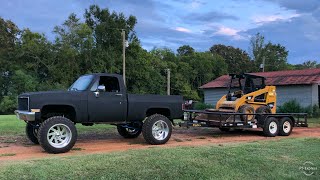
(142, 114, 172, 145)
(263, 117, 279, 137)
(26, 123, 39, 144)
(278, 117, 293, 136)
(117, 123, 142, 138)
(38, 116, 77, 154)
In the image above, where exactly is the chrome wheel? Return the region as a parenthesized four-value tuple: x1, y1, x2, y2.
(269, 121, 277, 134)
(47, 124, 72, 148)
(152, 120, 169, 141)
(283, 121, 291, 133)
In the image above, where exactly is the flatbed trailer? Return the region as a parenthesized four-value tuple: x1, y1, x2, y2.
(180, 110, 308, 137)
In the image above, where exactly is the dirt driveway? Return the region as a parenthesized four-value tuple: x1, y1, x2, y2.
(0, 127, 319, 161)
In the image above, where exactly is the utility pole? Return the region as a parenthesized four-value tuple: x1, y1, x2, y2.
(166, 69, 170, 95)
(121, 29, 126, 86)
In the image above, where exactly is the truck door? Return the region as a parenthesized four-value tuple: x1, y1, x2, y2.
(88, 75, 127, 122)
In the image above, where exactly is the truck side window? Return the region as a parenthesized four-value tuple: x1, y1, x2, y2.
(99, 76, 120, 93)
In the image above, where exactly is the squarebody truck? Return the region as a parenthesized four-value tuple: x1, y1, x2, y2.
(15, 73, 183, 153)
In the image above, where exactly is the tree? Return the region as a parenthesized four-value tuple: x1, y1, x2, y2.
(250, 33, 265, 71)
(177, 45, 195, 56)
(250, 33, 289, 71)
(210, 44, 253, 73)
(263, 42, 288, 71)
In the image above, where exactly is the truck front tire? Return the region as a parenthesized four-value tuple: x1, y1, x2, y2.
(142, 114, 172, 145)
(26, 123, 39, 144)
(38, 116, 77, 154)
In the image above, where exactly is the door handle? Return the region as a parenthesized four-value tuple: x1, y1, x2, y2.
(115, 94, 123, 96)
(94, 91, 99, 98)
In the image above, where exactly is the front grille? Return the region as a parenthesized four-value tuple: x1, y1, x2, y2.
(18, 97, 29, 111)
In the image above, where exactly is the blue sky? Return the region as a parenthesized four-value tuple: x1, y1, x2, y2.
(0, 0, 319, 64)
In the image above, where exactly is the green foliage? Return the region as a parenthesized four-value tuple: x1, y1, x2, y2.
(210, 44, 253, 73)
(193, 102, 214, 110)
(250, 33, 289, 71)
(277, 99, 320, 118)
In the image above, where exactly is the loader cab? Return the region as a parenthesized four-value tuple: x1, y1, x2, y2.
(227, 74, 266, 101)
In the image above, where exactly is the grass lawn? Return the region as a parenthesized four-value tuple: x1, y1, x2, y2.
(0, 115, 114, 137)
(0, 138, 319, 179)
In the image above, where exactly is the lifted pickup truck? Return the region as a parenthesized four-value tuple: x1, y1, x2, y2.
(15, 73, 183, 153)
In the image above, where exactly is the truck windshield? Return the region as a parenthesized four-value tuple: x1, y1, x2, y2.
(69, 75, 94, 91)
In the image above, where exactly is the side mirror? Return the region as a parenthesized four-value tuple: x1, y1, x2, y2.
(97, 85, 106, 92)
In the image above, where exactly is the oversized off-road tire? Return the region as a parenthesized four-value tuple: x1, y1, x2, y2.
(238, 105, 255, 121)
(117, 122, 142, 138)
(278, 117, 293, 136)
(219, 127, 230, 132)
(38, 116, 77, 154)
(26, 123, 39, 144)
(263, 117, 279, 137)
(142, 114, 172, 145)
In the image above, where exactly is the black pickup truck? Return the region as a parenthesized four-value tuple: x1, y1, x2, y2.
(15, 73, 183, 153)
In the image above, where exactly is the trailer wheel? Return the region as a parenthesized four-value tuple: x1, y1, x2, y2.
(26, 123, 39, 144)
(278, 117, 293, 136)
(117, 122, 142, 138)
(238, 105, 255, 121)
(142, 114, 172, 145)
(38, 116, 77, 154)
(263, 117, 279, 137)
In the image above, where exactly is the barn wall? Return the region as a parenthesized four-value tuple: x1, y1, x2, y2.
(203, 85, 316, 107)
(203, 88, 228, 106)
(276, 85, 313, 107)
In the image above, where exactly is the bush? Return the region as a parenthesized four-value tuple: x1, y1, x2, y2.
(277, 99, 320, 118)
(193, 102, 214, 110)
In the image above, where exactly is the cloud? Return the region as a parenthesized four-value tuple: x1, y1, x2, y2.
(185, 11, 238, 24)
(174, 27, 192, 33)
(267, 0, 320, 13)
(245, 13, 320, 63)
(252, 13, 301, 25)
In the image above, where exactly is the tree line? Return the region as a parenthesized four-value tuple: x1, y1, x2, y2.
(0, 5, 318, 114)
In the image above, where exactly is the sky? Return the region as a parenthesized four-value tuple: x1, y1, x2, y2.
(0, 0, 319, 64)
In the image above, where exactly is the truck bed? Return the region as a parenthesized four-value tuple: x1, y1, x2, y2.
(126, 94, 183, 122)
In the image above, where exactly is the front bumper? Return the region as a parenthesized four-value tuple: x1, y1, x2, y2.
(14, 110, 35, 121)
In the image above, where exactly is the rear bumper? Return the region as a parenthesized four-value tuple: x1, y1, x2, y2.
(14, 110, 35, 121)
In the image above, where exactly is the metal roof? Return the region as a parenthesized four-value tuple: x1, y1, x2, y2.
(200, 68, 320, 89)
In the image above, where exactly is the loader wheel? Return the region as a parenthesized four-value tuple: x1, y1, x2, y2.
(142, 114, 172, 145)
(256, 106, 272, 122)
(263, 117, 279, 137)
(238, 105, 255, 122)
(278, 117, 293, 136)
(38, 116, 77, 154)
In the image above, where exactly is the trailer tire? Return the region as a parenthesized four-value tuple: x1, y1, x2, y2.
(263, 117, 279, 137)
(38, 116, 77, 154)
(26, 123, 39, 144)
(238, 105, 255, 121)
(278, 117, 293, 136)
(142, 114, 172, 145)
(117, 123, 142, 138)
